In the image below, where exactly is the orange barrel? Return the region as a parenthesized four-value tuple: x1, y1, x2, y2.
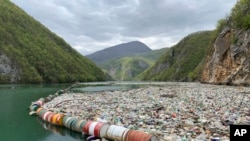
(52, 114, 61, 125)
(37, 109, 47, 118)
(125, 130, 156, 141)
(43, 111, 53, 121)
(99, 124, 110, 138)
(83, 121, 93, 134)
(55, 114, 65, 126)
(47, 112, 56, 122)
(106, 125, 129, 141)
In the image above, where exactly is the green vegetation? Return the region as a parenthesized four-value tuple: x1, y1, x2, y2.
(98, 48, 168, 80)
(231, 0, 250, 29)
(140, 31, 213, 81)
(100, 57, 154, 80)
(215, 0, 250, 33)
(0, 0, 105, 83)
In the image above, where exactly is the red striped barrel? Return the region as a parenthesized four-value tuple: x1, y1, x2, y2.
(83, 121, 93, 134)
(125, 130, 156, 141)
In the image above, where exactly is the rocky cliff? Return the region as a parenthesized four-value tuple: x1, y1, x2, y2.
(201, 27, 250, 85)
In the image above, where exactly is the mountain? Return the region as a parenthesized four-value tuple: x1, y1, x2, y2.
(100, 48, 168, 80)
(0, 0, 106, 83)
(201, 0, 250, 85)
(93, 46, 168, 80)
(140, 31, 213, 81)
(86, 41, 152, 65)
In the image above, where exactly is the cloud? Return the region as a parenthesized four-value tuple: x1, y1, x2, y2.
(11, 0, 237, 55)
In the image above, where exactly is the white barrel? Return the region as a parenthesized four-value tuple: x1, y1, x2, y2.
(43, 111, 52, 121)
(106, 125, 129, 141)
(88, 122, 98, 135)
(100, 124, 110, 138)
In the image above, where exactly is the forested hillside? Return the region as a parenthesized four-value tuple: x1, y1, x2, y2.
(141, 31, 213, 81)
(0, 0, 106, 83)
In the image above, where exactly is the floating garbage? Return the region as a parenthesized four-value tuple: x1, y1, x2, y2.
(28, 83, 250, 141)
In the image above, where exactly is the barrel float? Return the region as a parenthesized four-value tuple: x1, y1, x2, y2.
(62, 115, 71, 126)
(71, 119, 86, 132)
(36, 108, 44, 115)
(46, 112, 56, 122)
(88, 122, 99, 136)
(51, 114, 61, 125)
(87, 122, 110, 137)
(125, 130, 157, 141)
(63, 116, 75, 129)
(35, 100, 44, 106)
(37, 109, 47, 118)
(55, 114, 65, 126)
(83, 121, 93, 134)
(43, 111, 53, 121)
(99, 123, 110, 138)
(106, 125, 129, 141)
(70, 118, 79, 131)
(38, 98, 45, 103)
(30, 104, 40, 112)
(79, 120, 87, 131)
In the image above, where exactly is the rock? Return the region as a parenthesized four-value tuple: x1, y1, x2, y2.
(201, 27, 250, 85)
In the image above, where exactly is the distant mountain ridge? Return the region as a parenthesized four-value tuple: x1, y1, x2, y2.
(86, 41, 152, 65)
(101, 48, 168, 80)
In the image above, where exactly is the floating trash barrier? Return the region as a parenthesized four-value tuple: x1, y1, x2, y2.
(29, 87, 157, 141)
(29, 83, 250, 141)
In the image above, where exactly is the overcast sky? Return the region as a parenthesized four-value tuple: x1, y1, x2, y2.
(11, 0, 237, 55)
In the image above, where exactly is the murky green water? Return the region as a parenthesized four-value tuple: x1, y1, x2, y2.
(0, 82, 175, 141)
(0, 84, 88, 141)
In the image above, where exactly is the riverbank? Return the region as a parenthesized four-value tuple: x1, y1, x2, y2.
(43, 83, 250, 141)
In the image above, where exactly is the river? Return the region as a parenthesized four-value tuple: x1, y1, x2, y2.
(0, 84, 86, 141)
(0, 82, 193, 141)
(0, 82, 149, 141)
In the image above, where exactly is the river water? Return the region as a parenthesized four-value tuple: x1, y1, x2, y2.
(0, 82, 147, 141)
(0, 82, 185, 141)
(0, 84, 85, 141)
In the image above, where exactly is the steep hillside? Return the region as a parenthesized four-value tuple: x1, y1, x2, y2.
(141, 31, 213, 81)
(0, 0, 105, 83)
(86, 41, 152, 65)
(99, 48, 169, 80)
(201, 0, 250, 85)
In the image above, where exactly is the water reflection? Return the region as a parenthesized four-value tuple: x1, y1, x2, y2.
(36, 117, 88, 141)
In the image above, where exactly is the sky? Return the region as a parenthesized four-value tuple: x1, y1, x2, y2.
(10, 0, 237, 55)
